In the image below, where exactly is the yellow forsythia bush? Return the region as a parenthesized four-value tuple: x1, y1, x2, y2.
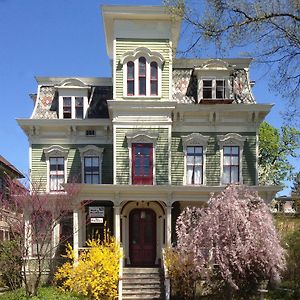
(55, 234, 121, 300)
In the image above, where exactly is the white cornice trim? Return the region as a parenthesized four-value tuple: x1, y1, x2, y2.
(79, 145, 104, 157)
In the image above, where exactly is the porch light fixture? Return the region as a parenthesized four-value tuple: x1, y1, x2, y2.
(141, 211, 146, 219)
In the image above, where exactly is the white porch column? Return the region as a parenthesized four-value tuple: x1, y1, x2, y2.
(114, 206, 121, 242)
(166, 205, 172, 247)
(73, 209, 79, 264)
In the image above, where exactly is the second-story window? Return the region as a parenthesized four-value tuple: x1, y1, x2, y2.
(132, 143, 153, 185)
(63, 97, 72, 119)
(186, 146, 203, 185)
(49, 157, 65, 191)
(139, 57, 147, 95)
(223, 146, 239, 184)
(84, 157, 100, 184)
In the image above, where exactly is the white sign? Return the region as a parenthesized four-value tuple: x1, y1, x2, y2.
(90, 217, 104, 224)
(89, 206, 105, 218)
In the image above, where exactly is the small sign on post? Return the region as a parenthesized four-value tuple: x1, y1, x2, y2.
(89, 206, 105, 218)
(90, 217, 104, 224)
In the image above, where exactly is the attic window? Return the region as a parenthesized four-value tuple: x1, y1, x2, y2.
(86, 130, 95, 136)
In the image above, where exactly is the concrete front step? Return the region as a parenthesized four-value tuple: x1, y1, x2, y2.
(122, 267, 165, 300)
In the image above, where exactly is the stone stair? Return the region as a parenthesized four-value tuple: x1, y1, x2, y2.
(122, 267, 165, 300)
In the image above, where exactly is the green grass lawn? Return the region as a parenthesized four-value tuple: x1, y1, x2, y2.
(0, 287, 88, 300)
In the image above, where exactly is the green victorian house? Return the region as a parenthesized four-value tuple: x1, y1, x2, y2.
(17, 5, 280, 299)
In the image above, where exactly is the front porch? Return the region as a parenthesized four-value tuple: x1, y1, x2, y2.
(70, 184, 280, 267)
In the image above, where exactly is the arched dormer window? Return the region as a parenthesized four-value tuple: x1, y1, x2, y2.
(139, 57, 147, 95)
(121, 47, 164, 98)
(150, 62, 158, 96)
(127, 61, 135, 96)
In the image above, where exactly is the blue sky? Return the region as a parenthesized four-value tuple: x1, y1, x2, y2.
(0, 0, 298, 194)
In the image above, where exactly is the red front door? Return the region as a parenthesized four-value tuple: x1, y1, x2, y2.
(132, 143, 153, 185)
(129, 209, 156, 266)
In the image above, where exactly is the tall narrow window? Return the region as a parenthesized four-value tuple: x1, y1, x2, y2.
(49, 157, 64, 191)
(63, 97, 72, 119)
(223, 146, 239, 184)
(139, 57, 146, 96)
(186, 146, 203, 185)
(132, 143, 153, 185)
(216, 80, 225, 98)
(203, 80, 213, 98)
(75, 97, 84, 119)
(127, 61, 135, 96)
(84, 156, 100, 184)
(150, 62, 158, 96)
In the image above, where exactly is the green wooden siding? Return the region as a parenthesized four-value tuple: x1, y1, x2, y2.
(31, 144, 113, 191)
(115, 128, 169, 185)
(171, 132, 257, 186)
(115, 39, 171, 100)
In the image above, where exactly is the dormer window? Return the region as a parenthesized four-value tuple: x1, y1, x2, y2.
(121, 47, 164, 98)
(63, 97, 72, 119)
(202, 79, 226, 99)
(56, 78, 89, 119)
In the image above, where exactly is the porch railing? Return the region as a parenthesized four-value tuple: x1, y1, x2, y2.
(162, 248, 170, 300)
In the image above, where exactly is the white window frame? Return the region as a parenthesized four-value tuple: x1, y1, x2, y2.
(217, 133, 246, 185)
(79, 146, 104, 184)
(44, 145, 69, 193)
(182, 133, 209, 185)
(58, 91, 89, 119)
(200, 77, 230, 100)
(126, 131, 159, 185)
(121, 47, 164, 98)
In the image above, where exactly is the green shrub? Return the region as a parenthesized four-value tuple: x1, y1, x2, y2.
(0, 239, 22, 289)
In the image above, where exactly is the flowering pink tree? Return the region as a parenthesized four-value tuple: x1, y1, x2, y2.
(0, 176, 82, 296)
(174, 185, 286, 299)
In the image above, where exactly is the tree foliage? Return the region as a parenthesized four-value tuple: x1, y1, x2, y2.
(258, 121, 300, 185)
(170, 185, 286, 299)
(0, 176, 81, 297)
(291, 171, 300, 195)
(164, 0, 300, 120)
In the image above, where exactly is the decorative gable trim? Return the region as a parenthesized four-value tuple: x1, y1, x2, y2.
(120, 47, 164, 64)
(182, 133, 210, 150)
(43, 145, 69, 159)
(197, 59, 234, 71)
(56, 78, 88, 88)
(79, 145, 104, 157)
(126, 131, 159, 147)
(217, 133, 246, 148)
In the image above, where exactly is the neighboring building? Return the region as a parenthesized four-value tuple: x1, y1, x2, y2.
(17, 5, 280, 297)
(0, 155, 24, 241)
(272, 195, 300, 214)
